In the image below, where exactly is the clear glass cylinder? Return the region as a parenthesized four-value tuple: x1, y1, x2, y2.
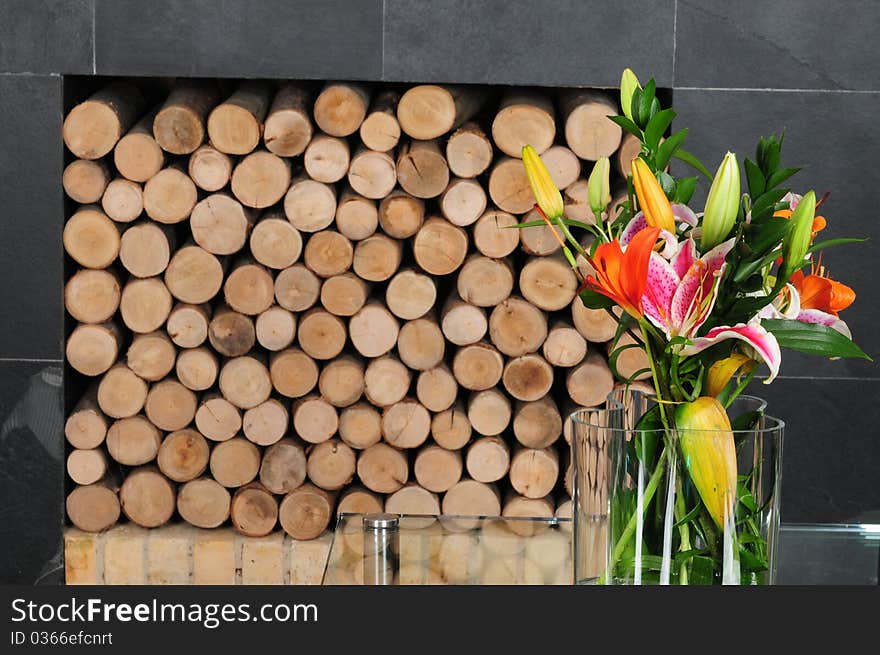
(570, 391, 783, 585)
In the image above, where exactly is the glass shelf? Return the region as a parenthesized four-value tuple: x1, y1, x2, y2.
(322, 514, 880, 585)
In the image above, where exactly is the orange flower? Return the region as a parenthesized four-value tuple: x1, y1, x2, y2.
(790, 266, 855, 317)
(773, 207, 827, 238)
(582, 226, 660, 319)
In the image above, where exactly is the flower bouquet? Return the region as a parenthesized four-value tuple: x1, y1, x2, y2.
(521, 69, 871, 584)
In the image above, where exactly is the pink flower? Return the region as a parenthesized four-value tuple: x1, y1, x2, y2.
(679, 322, 782, 384)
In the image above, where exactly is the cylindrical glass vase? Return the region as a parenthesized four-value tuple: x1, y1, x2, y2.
(570, 390, 783, 585)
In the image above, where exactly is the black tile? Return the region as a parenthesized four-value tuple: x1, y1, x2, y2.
(671, 88, 880, 379)
(384, 0, 674, 86)
(674, 0, 880, 90)
(0, 75, 64, 359)
(0, 360, 65, 584)
(755, 378, 880, 524)
(0, 0, 93, 74)
(95, 0, 383, 79)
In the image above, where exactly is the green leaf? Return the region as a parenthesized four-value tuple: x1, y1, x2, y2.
(807, 237, 868, 255)
(763, 319, 872, 360)
(656, 170, 676, 198)
(578, 287, 615, 310)
(671, 148, 713, 180)
(673, 176, 698, 204)
(607, 114, 643, 139)
(655, 128, 688, 171)
(637, 79, 657, 128)
(746, 215, 790, 256)
(510, 218, 596, 231)
(766, 166, 801, 190)
(744, 158, 765, 197)
(751, 187, 789, 221)
(644, 108, 676, 150)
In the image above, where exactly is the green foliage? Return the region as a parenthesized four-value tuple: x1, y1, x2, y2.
(763, 319, 872, 360)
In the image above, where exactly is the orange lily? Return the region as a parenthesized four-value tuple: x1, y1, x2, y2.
(773, 207, 826, 239)
(790, 265, 855, 317)
(631, 159, 676, 233)
(582, 226, 660, 319)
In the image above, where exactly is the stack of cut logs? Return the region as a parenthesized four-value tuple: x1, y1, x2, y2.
(62, 79, 648, 541)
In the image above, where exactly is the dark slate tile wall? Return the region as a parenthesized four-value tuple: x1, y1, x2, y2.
(0, 0, 93, 74)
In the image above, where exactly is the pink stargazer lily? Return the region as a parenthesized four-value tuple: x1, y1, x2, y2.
(619, 205, 699, 258)
(679, 322, 782, 383)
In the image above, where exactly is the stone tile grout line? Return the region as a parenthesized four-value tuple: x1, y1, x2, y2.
(91, 0, 97, 75)
(672, 0, 678, 88)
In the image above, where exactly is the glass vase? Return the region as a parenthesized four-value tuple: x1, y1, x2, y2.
(570, 390, 784, 585)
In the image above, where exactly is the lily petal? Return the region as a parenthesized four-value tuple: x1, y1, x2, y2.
(679, 322, 782, 384)
(669, 238, 734, 336)
(672, 203, 699, 227)
(642, 252, 680, 336)
(797, 309, 852, 338)
(671, 237, 697, 279)
(620, 213, 678, 258)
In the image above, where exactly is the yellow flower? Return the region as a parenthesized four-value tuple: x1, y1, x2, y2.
(620, 68, 641, 122)
(631, 158, 675, 233)
(706, 353, 755, 398)
(701, 152, 741, 250)
(522, 145, 564, 219)
(588, 156, 612, 217)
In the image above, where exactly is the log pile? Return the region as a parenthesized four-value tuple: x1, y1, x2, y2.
(63, 79, 646, 540)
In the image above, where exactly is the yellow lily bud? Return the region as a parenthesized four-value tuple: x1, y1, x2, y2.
(588, 156, 612, 218)
(706, 353, 755, 398)
(522, 145, 564, 220)
(701, 152, 741, 250)
(675, 397, 738, 529)
(781, 190, 817, 282)
(620, 68, 641, 122)
(631, 158, 675, 233)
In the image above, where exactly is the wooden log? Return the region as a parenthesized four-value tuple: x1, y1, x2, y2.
(157, 428, 210, 482)
(348, 147, 397, 199)
(259, 437, 307, 494)
(190, 193, 255, 256)
(231, 150, 291, 209)
(465, 436, 511, 484)
(188, 144, 232, 192)
(519, 254, 578, 311)
(561, 90, 622, 160)
(208, 305, 255, 357)
(166, 303, 210, 348)
(397, 317, 445, 371)
(456, 255, 514, 309)
(338, 403, 381, 450)
(119, 221, 173, 278)
(97, 363, 148, 419)
(126, 330, 176, 382)
(413, 217, 468, 276)
(414, 444, 462, 494)
(66, 321, 121, 376)
(488, 156, 535, 214)
(335, 188, 378, 241)
(263, 82, 313, 156)
(230, 482, 278, 537)
(65, 386, 108, 449)
(566, 352, 615, 407)
(431, 403, 472, 450)
(439, 177, 487, 227)
(274, 263, 321, 312)
(120, 277, 172, 334)
(502, 493, 555, 537)
(63, 158, 111, 203)
(284, 175, 337, 233)
(337, 485, 384, 515)
(153, 81, 220, 154)
(352, 233, 402, 282)
(416, 364, 458, 412)
(543, 321, 588, 367)
(382, 398, 431, 449)
(165, 244, 224, 304)
(178, 477, 231, 528)
(250, 211, 303, 269)
(363, 355, 410, 407)
(67, 448, 109, 486)
(106, 415, 162, 466)
(279, 483, 335, 540)
(210, 436, 261, 488)
(571, 297, 618, 342)
(502, 354, 554, 402)
(305, 133, 351, 184)
(467, 388, 511, 437)
(513, 396, 562, 449)
(321, 272, 370, 317)
(269, 348, 319, 399)
(488, 295, 548, 357)
(119, 465, 175, 528)
(194, 394, 241, 442)
(446, 122, 493, 178)
(378, 188, 424, 238)
(357, 443, 408, 494)
(472, 209, 519, 258)
(509, 447, 560, 499)
(519, 209, 561, 255)
(307, 439, 357, 491)
(452, 341, 504, 391)
(242, 398, 288, 446)
(145, 378, 197, 431)
(440, 295, 487, 346)
(303, 230, 353, 279)
(491, 90, 556, 158)
(441, 478, 501, 518)
(101, 177, 143, 223)
(255, 305, 297, 351)
(143, 165, 198, 224)
(318, 356, 365, 408)
(397, 139, 450, 199)
(360, 90, 401, 152)
(292, 394, 338, 444)
(64, 82, 145, 159)
(313, 82, 369, 137)
(386, 483, 441, 518)
(609, 332, 651, 381)
(224, 261, 275, 316)
(66, 480, 120, 533)
(175, 346, 219, 391)
(616, 131, 642, 177)
(397, 85, 484, 140)
(207, 80, 272, 155)
(297, 308, 347, 360)
(63, 206, 120, 269)
(114, 109, 164, 182)
(541, 145, 581, 190)
(349, 301, 399, 358)
(218, 355, 272, 409)
(563, 178, 592, 221)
